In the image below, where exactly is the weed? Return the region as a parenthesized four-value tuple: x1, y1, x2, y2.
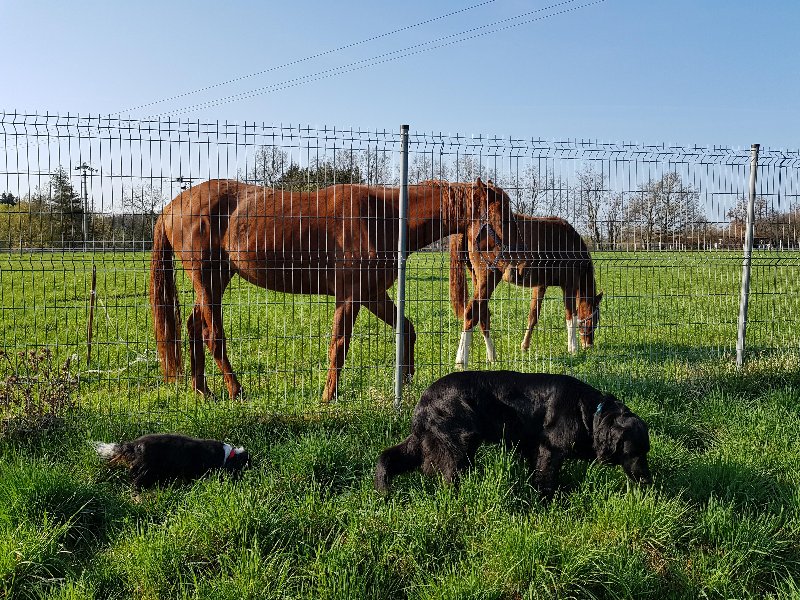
(0, 348, 78, 440)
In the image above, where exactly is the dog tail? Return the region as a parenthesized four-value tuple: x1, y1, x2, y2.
(374, 435, 422, 495)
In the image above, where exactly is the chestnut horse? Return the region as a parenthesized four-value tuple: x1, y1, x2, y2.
(150, 178, 521, 402)
(450, 214, 601, 368)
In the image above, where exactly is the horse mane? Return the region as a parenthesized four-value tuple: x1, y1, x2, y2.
(417, 179, 472, 230)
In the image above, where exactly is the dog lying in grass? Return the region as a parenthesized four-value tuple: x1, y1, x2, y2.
(94, 433, 249, 490)
(375, 371, 651, 497)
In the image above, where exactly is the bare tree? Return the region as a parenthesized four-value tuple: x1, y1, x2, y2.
(407, 151, 451, 184)
(244, 146, 289, 186)
(574, 167, 607, 247)
(539, 169, 571, 220)
(625, 171, 701, 249)
(726, 195, 780, 242)
(360, 146, 393, 186)
(604, 192, 625, 249)
(121, 184, 167, 246)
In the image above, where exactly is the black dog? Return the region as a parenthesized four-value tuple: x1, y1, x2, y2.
(375, 371, 651, 497)
(94, 433, 249, 490)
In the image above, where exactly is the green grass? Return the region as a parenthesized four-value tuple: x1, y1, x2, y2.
(1, 250, 800, 598)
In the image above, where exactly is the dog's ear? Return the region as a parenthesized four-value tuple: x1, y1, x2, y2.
(593, 414, 623, 463)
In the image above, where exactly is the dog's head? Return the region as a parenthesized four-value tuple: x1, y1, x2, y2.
(223, 446, 250, 478)
(592, 395, 652, 484)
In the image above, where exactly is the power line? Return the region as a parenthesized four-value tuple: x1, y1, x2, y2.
(114, 1, 497, 116)
(0, 0, 603, 152)
(147, 0, 603, 119)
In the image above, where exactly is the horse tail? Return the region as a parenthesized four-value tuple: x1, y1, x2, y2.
(449, 233, 469, 319)
(374, 435, 422, 495)
(150, 214, 182, 382)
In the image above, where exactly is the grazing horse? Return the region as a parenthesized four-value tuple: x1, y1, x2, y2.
(450, 214, 601, 368)
(150, 178, 522, 402)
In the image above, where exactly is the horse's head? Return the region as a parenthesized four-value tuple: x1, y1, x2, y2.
(469, 178, 525, 272)
(577, 289, 603, 348)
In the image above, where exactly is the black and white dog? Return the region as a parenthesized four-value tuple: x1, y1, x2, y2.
(375, 371, 651, 497)
(94, 433, 249, 489)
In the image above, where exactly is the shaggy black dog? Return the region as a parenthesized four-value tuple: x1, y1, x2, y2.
(375, 371, 651, 497)
(94, 433, 249, 490)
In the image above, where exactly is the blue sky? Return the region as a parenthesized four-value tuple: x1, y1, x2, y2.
(2, 0, 798, 148)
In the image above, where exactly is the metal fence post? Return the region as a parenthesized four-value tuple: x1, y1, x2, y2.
(736, 143, 760, 368)
(394, 124, 410, 409)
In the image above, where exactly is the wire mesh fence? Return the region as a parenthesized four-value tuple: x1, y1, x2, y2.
(1, 112, 799, 421)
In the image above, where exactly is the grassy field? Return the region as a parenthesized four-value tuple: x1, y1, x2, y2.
(1, 250, 800, 598)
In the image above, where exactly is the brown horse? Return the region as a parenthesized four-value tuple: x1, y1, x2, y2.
(150, 178, 522, 402)
(450, 214, 602, 368)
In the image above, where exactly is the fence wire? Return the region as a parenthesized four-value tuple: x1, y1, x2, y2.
(1, 112, 799, 420)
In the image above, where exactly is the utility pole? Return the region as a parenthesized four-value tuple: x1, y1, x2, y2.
(74, 162, 96, 250)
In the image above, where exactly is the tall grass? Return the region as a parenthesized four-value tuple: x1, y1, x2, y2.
(1, 250, 800, 598)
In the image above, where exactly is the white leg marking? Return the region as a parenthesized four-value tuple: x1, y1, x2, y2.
(521, 328, 533, 351)
(455, 329, 472, 369)
(482, 330, 497, 363)
(567, 316, 578, 354)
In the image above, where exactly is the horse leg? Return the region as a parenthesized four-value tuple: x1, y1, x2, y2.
(191, 264, 241, 399)
(456, 269, 479, 369)
(367, 292, 416, 382)
(478, 272, 501, 363)
(322, 299, 360, 403)
(563, 287, 578, 354)
(199, 298, 242, 400)
(464, 271, 501, 366)
(187, 305, 213, 397)
(521, 285, 546, 351)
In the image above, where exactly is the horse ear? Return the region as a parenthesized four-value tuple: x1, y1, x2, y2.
(475, 177, 484, 188)
(596, 291, 603, 303)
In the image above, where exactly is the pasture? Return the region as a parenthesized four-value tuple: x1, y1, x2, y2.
(2, 250, 800, 599)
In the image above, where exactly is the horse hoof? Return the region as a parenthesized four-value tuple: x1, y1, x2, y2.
(520, 343, 530, 352)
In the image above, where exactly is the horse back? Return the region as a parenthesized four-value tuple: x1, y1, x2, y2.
(505, 215, 592, 287)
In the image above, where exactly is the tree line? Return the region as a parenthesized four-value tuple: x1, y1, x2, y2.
(1, 150, 797, 251)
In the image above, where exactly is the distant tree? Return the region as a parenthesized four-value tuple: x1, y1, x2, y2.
(0, 195, 54, 249)
(276, 157, 364, 191)
(725, 195, 781, 243)
(604, 192, 625, 249)
(625, 172, 701, 248)
(44, 167, 84, 246)
(514, 164, 543, 215)
(121, 184, 167, 246)
(573, 167, 608, 247)
(361, 147, 394, 186)
(244, 146, 290, 187)
(452, 154, 497, 185)
(0, 192, 16, 206)
(538, 170, 572, 220)
(406, 151, 450, 184)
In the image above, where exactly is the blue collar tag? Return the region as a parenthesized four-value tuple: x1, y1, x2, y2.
(595, 402, 604, 415)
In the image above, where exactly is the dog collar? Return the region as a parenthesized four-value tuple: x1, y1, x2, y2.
(222, 443, 235, 465)
(595, 402, 604, 415)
